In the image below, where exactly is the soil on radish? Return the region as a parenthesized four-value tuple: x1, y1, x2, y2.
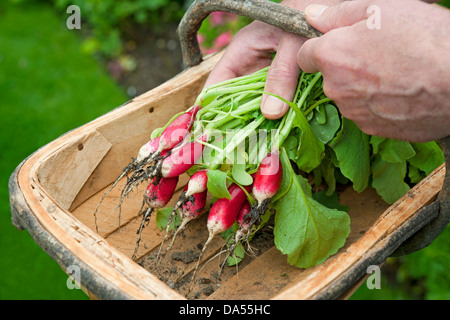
(138, 213, 276, 300)
(171, 250, 200, 264)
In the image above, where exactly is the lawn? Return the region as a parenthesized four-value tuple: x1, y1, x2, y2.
(0, 2, 128, 299)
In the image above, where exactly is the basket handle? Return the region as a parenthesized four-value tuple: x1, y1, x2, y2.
(177, 0, 322, 68)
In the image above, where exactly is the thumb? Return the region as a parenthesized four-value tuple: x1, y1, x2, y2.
(304, 0, 372, 33)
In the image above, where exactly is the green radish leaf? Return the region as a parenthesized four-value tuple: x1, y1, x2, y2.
(329, 118, 370, 193)
(308, 104, 341, 144)
(226, 241, 245, 266)
(408, 164, 426, 184)
(231, 163, 253, 186)
(313, 104, 327, 124)
(220, 225, 236, 240)
(378, 139, 416, 163)
(291, 111, 325, 173)
(155, 207, 181, 232)
(263, 91, 325, 173)
(370, 135, 386, 155)
(312, 152, 337, 196)
(371, 154, 410, 204)
(408, 141, 445, 175)
(312, 190, 350, 212)
(282, 129, 300, 161)
(207, 169, 232, 199)
(272, 149, 350, 268)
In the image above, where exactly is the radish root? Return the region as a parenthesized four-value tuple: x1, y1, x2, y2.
(153, 198, 185, 266)
(132, 204, 154, 261)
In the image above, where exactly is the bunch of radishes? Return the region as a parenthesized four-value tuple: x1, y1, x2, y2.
(95, 67, 286, 266)
(96, 68, 358, 275)
(130, 120, 283, 263)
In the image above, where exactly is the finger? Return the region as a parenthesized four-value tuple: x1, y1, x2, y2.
(203, 21, 280, 89)
(296, 36, 322, 73)
(203, 49, 274, 89)
(261, 32, 306, 119)
(305, 0, 372, 33)
(203, 55, 241, 89)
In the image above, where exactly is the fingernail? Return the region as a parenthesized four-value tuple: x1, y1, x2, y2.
(262, 95, 286, 118)
(305, 4, 328, 17)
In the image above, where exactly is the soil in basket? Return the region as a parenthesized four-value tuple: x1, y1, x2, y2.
(138, 214, 276, 300)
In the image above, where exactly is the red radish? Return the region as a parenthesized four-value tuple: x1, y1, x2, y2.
(136, 136, 161, 163)
(144, 176, 180, 208)
(180, 190, 208, 219)
(184, 170, 208, 197)
(190, 183, 252, 288)
(155, 105, 201, 155)
(252, 151, 283, 204)
(123, 106, 201, 204)
(115, 148, 171, 214)
(132, 175, 179, 260)
(136, 105, 200, 165)
(114, 106, 200, 195)
(155, 170, 208, 263)
(217, 151, 282, 266)
(205, 183, 252, 248)
(165, 189, 207, 251)
(245, 151, 282, 228)
(165, 170, 208, 228)
(235, 200, 252, 234)
(159, 135, 207, 178)
(219, 200, 252, 272)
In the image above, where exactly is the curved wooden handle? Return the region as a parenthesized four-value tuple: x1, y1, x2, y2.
(177, 0, 322, 68)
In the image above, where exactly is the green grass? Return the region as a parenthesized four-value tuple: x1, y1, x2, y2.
(0, 2, 128, 299)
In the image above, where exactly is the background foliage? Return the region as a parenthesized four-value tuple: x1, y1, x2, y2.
(1, 0, 449, 300)
(53, 0, 189, 58)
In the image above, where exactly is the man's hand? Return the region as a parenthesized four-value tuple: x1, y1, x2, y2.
(204, 0, 342, 119)
(298, 0, 450, 142)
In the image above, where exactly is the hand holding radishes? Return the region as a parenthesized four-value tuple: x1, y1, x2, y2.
(298, 0, 450, 142)
(204, 0, 343, 120)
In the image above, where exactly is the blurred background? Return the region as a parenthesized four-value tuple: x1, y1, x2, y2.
(1, 0, 449, 300)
